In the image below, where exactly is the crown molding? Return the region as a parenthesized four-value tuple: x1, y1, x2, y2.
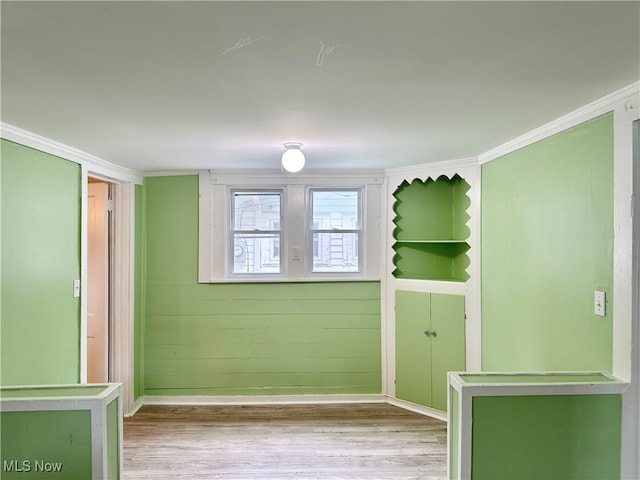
(385, 156, 478, 177)
(144, 170, 199, 177)
(0, 122, 143, 185)
(478, 81, 640, 165)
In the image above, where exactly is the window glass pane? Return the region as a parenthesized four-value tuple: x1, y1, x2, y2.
(233, 192, 281, 231)
(312, 232, 359, 272)
(311, 191, 359, 229)
(310, 190, 361, 273)
(232, 191, 281, 274)
(233, 233, 280, 274)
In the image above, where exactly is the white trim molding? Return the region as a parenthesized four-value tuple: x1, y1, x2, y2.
(385, 396, 447, 422)
(125, 397, 145, 418)
(383, 158, 482, 403)
(384, 157, 478, 178)
(140, 394, 386, 407)
(198, 170, 385, 284)
(612, 87, 640, 480)
(0, 122, 143, 184)
(632, 118, 640, 480)
(478, 81, 640, 165)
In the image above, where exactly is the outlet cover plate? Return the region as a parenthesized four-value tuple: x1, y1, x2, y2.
(594, 290, 605, 317)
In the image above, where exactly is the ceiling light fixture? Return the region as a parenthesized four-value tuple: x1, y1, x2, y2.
(281, 142, 305, 173)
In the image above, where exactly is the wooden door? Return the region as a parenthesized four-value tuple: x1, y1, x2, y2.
(87, 181, 109, 383)
(395, 290, 432, 406)
(430, 293, 465, 411)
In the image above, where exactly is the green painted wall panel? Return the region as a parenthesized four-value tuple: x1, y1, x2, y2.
(0, 409, 92, 479)
(481, 113, 614, 371)
(1, 140, 81, 385)
(144, 373, 380, 396)
(393, 176, 470, 241)
(449, 386, 459, 480)
(147, 295, 380, 316)
(471, 394, 621, 479)
(145, 333, 379, 359)
(144, 175, 381, 396)
(392, 242, 470, 281)
(145, 176, 198, 284)
(145, 313, 380, 330)
(106, 398, 119, 480)
(145, 322, 380, 346)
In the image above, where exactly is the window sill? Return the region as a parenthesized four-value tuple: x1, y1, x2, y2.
(199, 275, 381, 284)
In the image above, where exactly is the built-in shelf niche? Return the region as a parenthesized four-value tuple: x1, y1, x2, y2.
(392, 174, 471, 282)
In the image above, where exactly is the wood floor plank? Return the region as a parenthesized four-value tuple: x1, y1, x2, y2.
(123, 403, 447, 480)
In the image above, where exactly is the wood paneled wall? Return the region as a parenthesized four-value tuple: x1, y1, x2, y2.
(143, 176, 381, 396)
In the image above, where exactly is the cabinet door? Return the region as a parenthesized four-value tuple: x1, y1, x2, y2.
(430, 293, 466, 411)
(395, 290, 431, 406)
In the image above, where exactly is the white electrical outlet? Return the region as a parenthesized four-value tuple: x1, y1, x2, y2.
(594, 290, 605, 317)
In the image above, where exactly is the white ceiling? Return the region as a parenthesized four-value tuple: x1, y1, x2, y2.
(2, 1, 639, 173)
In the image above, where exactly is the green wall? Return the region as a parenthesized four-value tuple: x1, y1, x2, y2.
(471, 394, 621, 479)
(481, 113, 614, 371)
(143, 175, 381, 396)
(1, 140, 81, 385)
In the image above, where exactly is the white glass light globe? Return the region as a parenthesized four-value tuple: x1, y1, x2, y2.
(281, 144, 305, 173)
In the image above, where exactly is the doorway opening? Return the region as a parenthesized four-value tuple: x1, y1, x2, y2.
(87, 177, 115, 383)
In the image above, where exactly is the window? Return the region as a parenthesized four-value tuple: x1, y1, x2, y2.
(230, 190, 282, 274)
(198, 171, 382, 282)
(310, 189, 361, 273)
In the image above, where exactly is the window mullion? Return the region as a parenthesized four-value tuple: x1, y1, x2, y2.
(286, 184, 307, 278)
(311, 229, 361, 234)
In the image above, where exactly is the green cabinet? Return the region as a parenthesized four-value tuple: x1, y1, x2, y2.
(392, 175, 471, 281)
(395, 290, 465, 411)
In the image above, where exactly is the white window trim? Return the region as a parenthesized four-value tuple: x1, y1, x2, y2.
(228, 188, 284, 277)
(198, 170, 384, 283)
(308, 187, 363, 275)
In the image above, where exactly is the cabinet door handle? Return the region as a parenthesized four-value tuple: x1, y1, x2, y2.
(424, 330, 432, 337)
(431, 330, 437, 338)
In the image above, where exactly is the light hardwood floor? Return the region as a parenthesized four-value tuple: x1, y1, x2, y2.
(123, 403, 447, 480)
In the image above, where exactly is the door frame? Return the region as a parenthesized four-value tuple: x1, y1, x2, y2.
(632, 118, 640, 477)
(81, 168, 136, 415)
(0, 122, 142, 415)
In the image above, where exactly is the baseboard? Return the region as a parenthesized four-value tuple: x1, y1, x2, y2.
(140, 393, 387, 406)
(124, 397, 144, 417)
(385, 396, 447, 422)
(135, 393, 446, 422)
